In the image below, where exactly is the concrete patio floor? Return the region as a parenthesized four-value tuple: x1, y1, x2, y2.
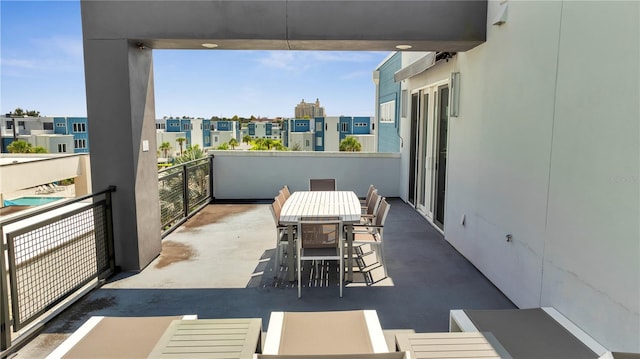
(15, 198, 515, 358)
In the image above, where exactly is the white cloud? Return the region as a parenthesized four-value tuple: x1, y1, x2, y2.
(2, 36, 83, 76)
(256, 50, 382, 72)
(341, 70, 370, 80)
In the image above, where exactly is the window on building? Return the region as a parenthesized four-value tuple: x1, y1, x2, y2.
(380, 100, 396, 123)
(74, 139, 87, 149)
(305, 139, 310, 147)
(341, 122, 349, 132)
(43, 123, 53, 130)
(214, 135, 218, 143)
(5, 121, 12, 128)
(72, 123, 87, 132)
(58, 143, 66, 152)
(316, 137, 322, 146)
(18, 121, 25, 127)
(56, 123, 65, 127)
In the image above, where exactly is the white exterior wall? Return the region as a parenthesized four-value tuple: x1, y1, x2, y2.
(211, 131, 234, 148)
(156, 131, 187, 157)
(353, 135, 376, 153)
(190, 118, 204, 148)
(324, 116, 340, 151)
(289, 132, 314, 151)
(209, 151, 401, 199)
(35, 135, 74, 154)
(407, 0, 639, 352)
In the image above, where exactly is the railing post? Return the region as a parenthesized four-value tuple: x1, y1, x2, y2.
(209, 154, 214, 202)
(0, 227, 11, 351)
(182, 163, 189, 218)
(104, 186, 116, 274)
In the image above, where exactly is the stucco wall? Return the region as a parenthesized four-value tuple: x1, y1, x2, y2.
(438, 0, 639, 351)
(209, 151, 401, 199)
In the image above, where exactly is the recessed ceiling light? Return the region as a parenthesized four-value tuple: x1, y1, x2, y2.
(395, 44, 412, 50)
(202, 43, 218, 49)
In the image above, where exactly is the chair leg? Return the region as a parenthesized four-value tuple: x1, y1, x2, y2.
(297, 250, 302, 299)
(376, 241, 387, 278)
(339, 247, 343, 298)
(274, 236, 280, 278)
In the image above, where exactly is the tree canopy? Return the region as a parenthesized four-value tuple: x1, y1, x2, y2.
(6, 139, 47, 154)
(8, 108, 40, 117)
(339, 136, 362, 152)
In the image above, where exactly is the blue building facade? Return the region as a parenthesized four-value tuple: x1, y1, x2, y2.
(313, 117, 325, 151)
(53, 117, 90, 153)
(376, 52, 402, 153)
(283, 119, 312, 147)
(338, 116, 371, 141)
(166, 118, 192, 145)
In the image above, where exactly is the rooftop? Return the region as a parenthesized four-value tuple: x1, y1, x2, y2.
(16, 198, 515, 358)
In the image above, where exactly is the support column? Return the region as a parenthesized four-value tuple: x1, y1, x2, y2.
(83, 39, 161, 270)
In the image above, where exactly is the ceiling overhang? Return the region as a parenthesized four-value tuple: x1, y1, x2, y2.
(81, 0, 488, 52)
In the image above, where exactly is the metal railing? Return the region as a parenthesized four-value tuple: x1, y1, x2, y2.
(159, 156, 213, 237)
(0, 187, 116, 352)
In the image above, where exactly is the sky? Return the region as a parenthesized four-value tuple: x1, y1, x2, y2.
(1, 1, 390, 119)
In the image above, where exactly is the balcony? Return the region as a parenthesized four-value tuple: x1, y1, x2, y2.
(4, 151, 516, 357)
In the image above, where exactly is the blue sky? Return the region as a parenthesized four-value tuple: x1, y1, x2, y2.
(1, 1, 389, 119)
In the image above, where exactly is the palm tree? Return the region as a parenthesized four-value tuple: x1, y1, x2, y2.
(176, 137, 187, 155)
(228, 138, 238, 149)
(159, 141, 172, 158)
(242, 135, 252, 145)
(32, 146, 47, 153)
(7, 139, 33, 153)
(251, 138, 266, 150)
(175, 144, 206, 163)
(339, 136, 362, 152)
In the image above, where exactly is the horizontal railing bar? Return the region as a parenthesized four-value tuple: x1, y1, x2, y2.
(5, 200, 104, 238)
(0, 186, 116, 228)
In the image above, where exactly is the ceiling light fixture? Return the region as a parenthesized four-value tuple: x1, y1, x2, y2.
(395, 44, 412, 50)
(202, 43, 218, 49)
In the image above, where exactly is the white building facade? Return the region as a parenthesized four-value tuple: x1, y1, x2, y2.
(384, 1, 639, 352)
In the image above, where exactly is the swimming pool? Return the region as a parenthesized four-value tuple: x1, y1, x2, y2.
(3, 196, 64, 207)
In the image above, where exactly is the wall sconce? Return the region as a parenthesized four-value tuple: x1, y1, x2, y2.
(450, 72, 460, 117)
(493, 2, 508, 26)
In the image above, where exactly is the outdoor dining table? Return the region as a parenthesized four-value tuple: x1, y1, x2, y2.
(279, 190, 362, 282)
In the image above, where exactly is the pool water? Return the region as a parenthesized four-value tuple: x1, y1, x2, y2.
(3, 196, 64, 207)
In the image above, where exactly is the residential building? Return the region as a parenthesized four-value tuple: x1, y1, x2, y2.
(157, 117, 215, 151)
(79, 0, 639, 353)
(247, 121, 280, 140)
(211, 120, 238, 148)
(294, 98, 325, 118)
(53, 117, 90, 153)
(0, 116, 83, 154)
(373, 52, 431, 153)
(283, 116, 375, 152)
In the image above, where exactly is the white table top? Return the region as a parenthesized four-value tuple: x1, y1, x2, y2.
(280, 191, 361, 225)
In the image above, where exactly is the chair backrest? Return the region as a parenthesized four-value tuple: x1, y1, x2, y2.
(364, 184, 375, 202)
(275, 190, 287, 207)
(270, 197, 282, 225)
(298, 217, 341, 249)
(366, 190, 382, 216)
(374, 198, 390, 227)
(281, 185, 291, 200)
(309, 178, 336, 191)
